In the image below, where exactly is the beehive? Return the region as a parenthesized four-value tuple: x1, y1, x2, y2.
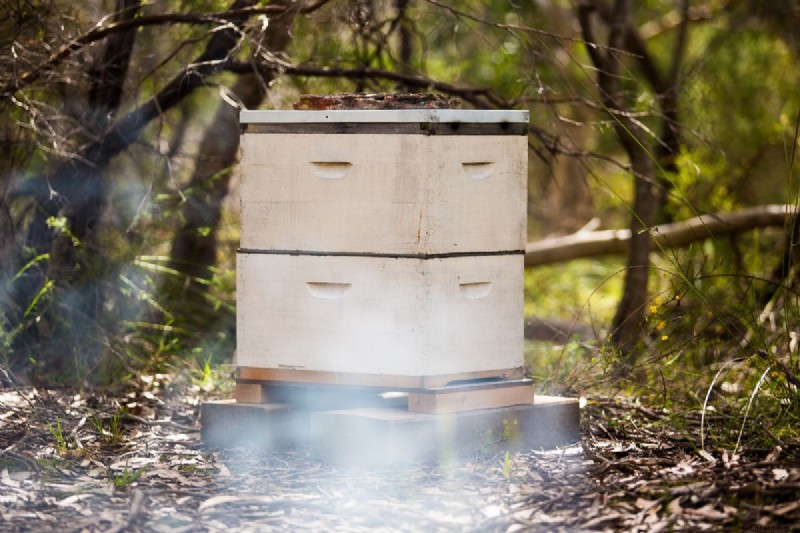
(237, 109, 529, 389)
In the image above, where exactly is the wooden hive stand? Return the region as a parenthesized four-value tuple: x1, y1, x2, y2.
(202, 376, 579, 466)
(234, 376, 535, 415)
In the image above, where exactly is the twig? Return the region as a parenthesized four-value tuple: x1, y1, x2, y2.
(756, 349, 800, 389)
(225, 57, 509, 109)
(119, 413, 196, 432)
(0, 0, 331, 99)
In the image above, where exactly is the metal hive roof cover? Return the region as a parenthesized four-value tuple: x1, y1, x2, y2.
(239, 109, 529, 124)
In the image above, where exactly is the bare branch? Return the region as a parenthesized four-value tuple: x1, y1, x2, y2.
(0, 0, 330, 99)
(525, 205, 798, 267)
(424, 0, 580, 44)
(638, 2, 716, 40)
(224, 58, 509, 109)
(86, 0, 142, 129)
(61, 1, 255, 171)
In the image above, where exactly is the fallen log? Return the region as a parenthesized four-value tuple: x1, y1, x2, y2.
(525, 204, 797, 268)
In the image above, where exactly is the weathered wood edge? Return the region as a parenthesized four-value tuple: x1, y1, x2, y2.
(236, 366, 525, 391)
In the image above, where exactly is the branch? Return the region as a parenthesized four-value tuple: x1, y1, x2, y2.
(0, 0, 328, 99)
(86, 0, 142, 126)
(224, 58, 510, 109)
(638, 2, 715, 40)
(577, 2, 607, 72)
(668, 0, 690, 86)
(226, 57, 566, 151)
(578, 0, 650, 161)
(424, 0, 582, 44)
(623, 28, 666, 94)
(76, 0, 258, 167)
(524, 205, 798, 267)
(593, 1, 669, 94)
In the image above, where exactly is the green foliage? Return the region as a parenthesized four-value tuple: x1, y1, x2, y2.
(500, 418, 519, 441)
(676, 26, 800, 214)
(92, 412, 124, 447)
(524, 259, 623, 323)
(46, 216, 81, 247)
(500, 451, 512, 480)
(557, 240, 799, 448)
(112, 462, 148, 490)
(47, 419, 79, 455)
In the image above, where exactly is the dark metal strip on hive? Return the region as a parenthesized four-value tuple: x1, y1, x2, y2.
(237, 248, 526, 259)
(242, 121, 528, 135)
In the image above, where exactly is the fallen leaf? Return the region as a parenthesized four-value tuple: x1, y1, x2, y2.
(144, 468, 190, 484)
(667, 497, 683, 516)
(482, 504, 502, 518)
(684, 504, 728, 520)
(9, 471, 32, 482)
(764, 446, 782, 462)
(198, 494, 271, 512)
(697, 450, 715, 463)
(772, 468, 789, 482)
(214, 462, 230, 477)
(763, 501, 800, 516)
(1, 468, 20, 488)
(56, 493, 93, 507)
(635, 498, 659, 511)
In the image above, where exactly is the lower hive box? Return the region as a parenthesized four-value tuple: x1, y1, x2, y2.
(236, 253, 524, 388)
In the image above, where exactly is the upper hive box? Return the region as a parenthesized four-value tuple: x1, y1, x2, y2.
(239, 109, 529, 255)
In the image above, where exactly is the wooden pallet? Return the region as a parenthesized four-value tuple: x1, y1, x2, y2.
(407, 380, 534, 414)
(234, 377, 534, 415)
(236, 366, 525, 391)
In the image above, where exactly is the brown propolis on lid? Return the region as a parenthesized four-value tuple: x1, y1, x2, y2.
(292, 93, 461, 110)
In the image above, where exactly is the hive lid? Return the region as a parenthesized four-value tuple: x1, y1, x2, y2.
(240, 109, 529, 124)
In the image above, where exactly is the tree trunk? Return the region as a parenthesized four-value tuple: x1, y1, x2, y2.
(609, 153, 658, 352)
(163, 1, 297, 330)
(577, 0, 687, 359)
(7, 0, 142, 378)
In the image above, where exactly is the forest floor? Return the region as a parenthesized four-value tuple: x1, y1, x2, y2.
(1, 378, 799, 532)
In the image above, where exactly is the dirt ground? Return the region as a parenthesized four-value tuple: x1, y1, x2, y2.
(1, 380, 798, 532)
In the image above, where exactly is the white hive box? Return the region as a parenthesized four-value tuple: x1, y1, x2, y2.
(236, 254, 523, 380)
(240, 133, 527, 255)
(237, 109, 528, 389)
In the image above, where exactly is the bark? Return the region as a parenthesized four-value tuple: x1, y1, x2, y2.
(393, 0, 413, 91)
(578, 0, 653, 353)
(577, 0, 688, 356)
(524, 205, 798, 267)
(611, 152, 658, 352)
(164, 1, 298, 325)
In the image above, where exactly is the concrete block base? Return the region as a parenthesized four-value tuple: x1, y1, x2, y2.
(201, 400, 306, 450)
(309, 396, 579, 466)
(202, 396, 580, 465)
